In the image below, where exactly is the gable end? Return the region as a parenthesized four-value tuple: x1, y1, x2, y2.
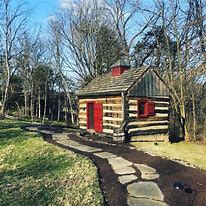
(127, 69, 169, 97)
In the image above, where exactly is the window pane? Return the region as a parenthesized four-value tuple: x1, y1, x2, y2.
(139, 102, 145, 115)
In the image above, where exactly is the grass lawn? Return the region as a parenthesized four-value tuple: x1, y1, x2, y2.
(132, 141, 206, 170)
(0, 120, 103, 206)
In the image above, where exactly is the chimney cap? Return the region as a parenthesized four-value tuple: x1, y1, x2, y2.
(111, 59, 130, 68)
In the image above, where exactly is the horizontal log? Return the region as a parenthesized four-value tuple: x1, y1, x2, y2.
(103, 123, 120, 128)
(79, 121, 87, 126)
(103, 110, 122, 113)
(103, 129, 113, 134)
(78, 114, 87, 119)
(103, 117, 122, 121)
(129, 129, 168, 136)
(128, 113, 137, 118)
(155, 106, 169, 110)
(128, 125, 168, 132)
(131, 134, 168, 142)
(129, 106, 137, 111)
(127, 121, 169, 129)
(129, 113, 169, 118)
(79, 125, 87, 129)
(128, 116, 169, 122)
(155, 113, 168, 117)
(79, 120, 87, 124)
(103, 104, 122, 108)
(78, 112, 86, 116)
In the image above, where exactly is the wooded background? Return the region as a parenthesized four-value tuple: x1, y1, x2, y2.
(0, 0, 205, 141)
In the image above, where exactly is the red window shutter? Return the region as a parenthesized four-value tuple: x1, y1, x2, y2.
(147, 101, 155, 116)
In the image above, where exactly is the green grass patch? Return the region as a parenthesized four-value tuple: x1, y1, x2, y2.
(0, 120, 103, 206)
(132, 141, 206, 170)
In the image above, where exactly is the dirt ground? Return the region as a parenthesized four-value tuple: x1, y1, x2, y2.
(37, 125, 206, 206)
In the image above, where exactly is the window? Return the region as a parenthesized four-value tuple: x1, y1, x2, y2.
(138, 100, 155, 118)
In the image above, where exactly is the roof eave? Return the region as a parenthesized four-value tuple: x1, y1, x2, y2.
(77, 90, 123, 97)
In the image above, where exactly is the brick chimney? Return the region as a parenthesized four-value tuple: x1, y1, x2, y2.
(111, 59, 130, 77)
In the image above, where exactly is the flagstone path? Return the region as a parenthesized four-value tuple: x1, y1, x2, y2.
(26, 127, 169, 206)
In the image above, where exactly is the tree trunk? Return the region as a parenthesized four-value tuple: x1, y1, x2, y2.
(180, 105, 190, 141)
(204, 117, 206, 141)
(15, 100, 22, 116)
(42, 92, 47, 124)
(61, 83, 75, 124)
(57, 89, 61, 121)
(24, 90, 29, 116)
(51, 96, 55, 121)
(1, 71, 10, 114)
(30, 81, 34, 120)
(38, 88, 41, 119)
(64, 96, 68, 124)
(192, 91, 197, 141)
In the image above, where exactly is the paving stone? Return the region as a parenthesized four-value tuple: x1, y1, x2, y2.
(94, 152, 117, 159)
(39, 130, 54, 134)
(118, 175, 137, 184)
(26, 127, 38, 131)
(114, 166, 136, 175)
(127, 182, 164, 201)
(108, 157, 132, 169)
(59, 140, 102, 153)
(134, 164, 160, 180)
(135, 164, 157, 174)
(76, 146, 102, 153)
(53, 134, 68, 140)
(128, 197, 168, 206)
(142, 173, 160, 180)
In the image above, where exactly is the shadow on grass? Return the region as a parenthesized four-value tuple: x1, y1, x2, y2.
(0, 154, 74, 206)
(0, 121, 31, 130)
(0, 129, 31, 148)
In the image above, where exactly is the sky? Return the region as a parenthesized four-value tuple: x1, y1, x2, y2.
(26, 0, 60, 28)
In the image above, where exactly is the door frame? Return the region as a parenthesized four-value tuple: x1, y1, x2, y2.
(86, 101, 103, 132)
(86, 101, 95, 129)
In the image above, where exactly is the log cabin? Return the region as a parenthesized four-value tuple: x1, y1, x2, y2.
(77, 60, 170, 142)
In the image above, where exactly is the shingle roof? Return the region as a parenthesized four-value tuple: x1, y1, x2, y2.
(78, 66, 149, 96)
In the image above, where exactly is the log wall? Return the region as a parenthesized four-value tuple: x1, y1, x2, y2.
(78, 96, 123, 134)
(126, 96, 170, 141)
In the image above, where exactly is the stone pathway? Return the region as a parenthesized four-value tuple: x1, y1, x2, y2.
(26, 127, 169, 206)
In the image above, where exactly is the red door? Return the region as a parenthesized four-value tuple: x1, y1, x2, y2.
(94, 102, 103, 132)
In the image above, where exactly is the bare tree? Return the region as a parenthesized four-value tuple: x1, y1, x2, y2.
(18, 30, 41, 117)
(0, 0, 30, 114)
(105, 0, 156, 62)
(49, 19, 75, 124)
(147, 0, 206, 140)
(54, 0, 122, 83)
